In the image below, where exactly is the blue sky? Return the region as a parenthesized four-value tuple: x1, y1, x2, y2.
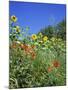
(9, 1, 66, 34)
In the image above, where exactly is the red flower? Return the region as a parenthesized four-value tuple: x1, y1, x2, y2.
(53, 60, 60, 68)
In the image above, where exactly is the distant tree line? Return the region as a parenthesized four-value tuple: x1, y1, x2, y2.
(39, 19, 66, 40)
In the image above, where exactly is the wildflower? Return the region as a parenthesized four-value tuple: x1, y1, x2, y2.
(11, 15, 17, 22)
(47, 66, 53, 72)
(53, 60, 60, 68)
(31, 52, 36, 59)
(25, 45, 32, 54)
(31, 45, 36, 49)
(21, 44, 31, 53)
(16, 26, 20, 29)
(16, 26, 20, 33)
(21, 44, 28, 50)
(43, 36, 48, 42)
(31, 34, 37, 40)
(20, 44, 24, 49)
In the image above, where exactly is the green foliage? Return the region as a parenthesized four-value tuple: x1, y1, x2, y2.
(40, 26, 55, 38)
(9, 41, 66, 88)
(40, 19, 66, 40)
(56, 20, 66, 40)
(9, 15, 66, 89)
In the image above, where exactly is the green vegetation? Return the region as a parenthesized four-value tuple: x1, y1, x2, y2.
(9, 15, 66, 89)
(40, 19, 66, 40)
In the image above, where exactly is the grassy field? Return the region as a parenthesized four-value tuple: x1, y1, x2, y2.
(9, 15, 66, 89)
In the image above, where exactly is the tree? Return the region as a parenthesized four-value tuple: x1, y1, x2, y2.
(40, 25, 55, 38)
(56, 19, 66, 40)
(39, 19, 66, 40)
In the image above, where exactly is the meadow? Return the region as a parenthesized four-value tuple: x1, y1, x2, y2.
(9, 15, 66, 89)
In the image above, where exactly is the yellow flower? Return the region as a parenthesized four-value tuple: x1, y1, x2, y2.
(43, 36, 48, 42)
(11, 15, 17, 22)
(16, 26, 20, 29)
(31, 34, 37, 40)
(16, 26, 20, 32)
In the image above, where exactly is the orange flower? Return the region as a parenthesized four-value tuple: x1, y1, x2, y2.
(20, 44, 28, 50)
(21, 44, 32, 54)
(25, 45, 32, 54)
(20, 44, 23, 48)
(23, 44, 29, 51)
(53, 60, 60, 68)
(20, 44, 36, 59)
(31, 52, 36, 59)
(47, 66, 53, 72)
(31, 45, 36, 49)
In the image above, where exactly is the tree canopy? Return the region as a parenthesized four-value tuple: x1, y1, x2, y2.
(39, 19, 66, 40)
